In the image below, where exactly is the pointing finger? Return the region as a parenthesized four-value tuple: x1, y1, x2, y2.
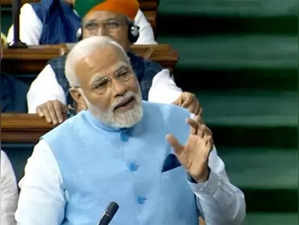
(166, 134, 184, 155)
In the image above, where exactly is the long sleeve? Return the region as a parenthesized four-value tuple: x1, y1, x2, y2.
(15, 141, 65, 225)
(188, 147, 246, 225)
(148, 69, 182, 104)
(1, 151, 19, 225)
(7, 3, 42, 46)
(134, 9, 157, 45)
(27, 65, 66, 113)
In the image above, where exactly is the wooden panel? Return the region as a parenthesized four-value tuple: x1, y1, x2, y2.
(1, 113, 54, 143)
(1, 43, 178, 74)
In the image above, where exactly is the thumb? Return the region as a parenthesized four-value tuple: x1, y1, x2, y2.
(166, 134, 184, 155)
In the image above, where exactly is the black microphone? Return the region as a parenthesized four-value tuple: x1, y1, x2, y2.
(98, 201, 119, 225)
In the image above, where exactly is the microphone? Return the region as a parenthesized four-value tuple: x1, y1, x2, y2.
(98, 201, 119, 225)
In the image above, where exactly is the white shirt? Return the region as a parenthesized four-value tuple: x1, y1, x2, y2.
(7, 4, 156, 45)
(15, 141, 245, 225)
(1, 151, 19, 225)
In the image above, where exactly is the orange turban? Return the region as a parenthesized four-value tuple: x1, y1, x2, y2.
(75, 0, 139, 20)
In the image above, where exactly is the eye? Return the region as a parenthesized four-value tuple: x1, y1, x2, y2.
(116, 69, 130, 79)
(92, 78, 108, 90)
(105, 21, 121, 29)
(84, 22, 99, 31)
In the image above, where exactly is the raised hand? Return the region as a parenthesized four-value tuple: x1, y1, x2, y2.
(166, 118, 213, 182)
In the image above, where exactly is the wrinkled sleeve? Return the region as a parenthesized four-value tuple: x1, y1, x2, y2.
(15, 141, 65, 225)
(188, 147, 246, 225)
(7, 3, 42, 45)
(148, 69, 182, 104)
(1, 151, 19, 225)
(27, 65, 66, 113)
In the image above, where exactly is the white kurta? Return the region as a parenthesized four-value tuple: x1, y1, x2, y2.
(1, 151, 19, 225)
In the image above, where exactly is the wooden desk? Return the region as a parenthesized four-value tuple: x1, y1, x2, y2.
(1, 44, 179, 74)
(1, 113, 54, 143)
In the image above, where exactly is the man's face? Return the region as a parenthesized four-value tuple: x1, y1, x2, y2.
(82, 11, 131, 52)
(73, 45, 142, 127)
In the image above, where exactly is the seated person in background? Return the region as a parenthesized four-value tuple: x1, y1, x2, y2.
(27, 0, 200, 124)
(0, 33, 28, 113)
(1, 150, 19, 225)
(15, 36, 245, 225)
(7, 0, 156, 45)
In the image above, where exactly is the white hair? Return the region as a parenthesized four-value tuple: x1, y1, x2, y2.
(65, 36, 130, 87)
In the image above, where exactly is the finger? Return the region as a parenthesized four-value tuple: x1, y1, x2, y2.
(172, 98, 180, 106)
(36, 106, 44, 117)
(172, 95, 183, 106)
(166, 134, 184, 155)
(193, 102, 201, 115)
(187, 118, 199, 135)
(41, 106, 53, 123)
(181, 93, 194, 108)
(199, 124, 212, 137)
(46, 103, 59, 125)
(193, 114, 204, 125)
(53, 101, 66, 123)
(187, 102, 197, 115)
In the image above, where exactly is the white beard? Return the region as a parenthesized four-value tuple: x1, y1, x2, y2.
(84, 90, 143, 128)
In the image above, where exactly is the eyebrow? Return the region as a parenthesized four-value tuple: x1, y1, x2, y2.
(89, 64, 130, 84)
(83, 18, 122, 26)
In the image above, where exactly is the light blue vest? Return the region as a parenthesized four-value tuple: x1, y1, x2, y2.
(43, 102, 199, 225)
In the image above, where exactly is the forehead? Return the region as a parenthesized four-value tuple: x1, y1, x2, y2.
(75, 45, 128, 82)
(84, 11, 125, 23)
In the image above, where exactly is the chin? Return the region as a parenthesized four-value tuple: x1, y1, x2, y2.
(111, 103, 143, 128)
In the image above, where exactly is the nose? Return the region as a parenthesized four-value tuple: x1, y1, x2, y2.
(111, 79, 127, 97)
(96, 26, 108, 36)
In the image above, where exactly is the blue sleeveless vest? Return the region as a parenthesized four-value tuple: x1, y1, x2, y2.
(48, 52, 162, 106)
(0, 73, 28, 112)
(31, 0, 81, 44)
(42, 102, 199, 225)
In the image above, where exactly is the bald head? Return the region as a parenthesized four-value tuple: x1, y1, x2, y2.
(65, 36, 129, 87)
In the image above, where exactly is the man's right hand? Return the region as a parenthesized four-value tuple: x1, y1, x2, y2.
(36, 100, 67, 125)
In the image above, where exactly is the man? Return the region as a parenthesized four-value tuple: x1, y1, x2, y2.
(27, 0, 200, 125)
(7, 0, 155, 45)
(16, 36, 245, 225)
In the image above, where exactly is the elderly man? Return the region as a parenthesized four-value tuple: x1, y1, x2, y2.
(16, 36, 245, 225)
(27, 0, 200, 125)
(7, 0, 155, 45)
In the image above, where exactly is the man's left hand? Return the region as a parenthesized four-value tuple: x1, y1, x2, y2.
(166, 118, 213, 182)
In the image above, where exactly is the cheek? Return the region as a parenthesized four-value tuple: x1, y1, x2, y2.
(87, 92, 112, 112)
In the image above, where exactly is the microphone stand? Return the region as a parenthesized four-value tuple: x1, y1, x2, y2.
(8, 0, 27, 48)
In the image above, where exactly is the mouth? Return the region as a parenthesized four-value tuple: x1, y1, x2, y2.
(113, 96, 136, 112)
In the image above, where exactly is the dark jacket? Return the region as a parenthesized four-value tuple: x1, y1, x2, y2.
(31, 0, 81, 44)
(1, 73, 28, 112)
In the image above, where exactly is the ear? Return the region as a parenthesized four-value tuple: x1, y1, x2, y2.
(69, 88, 88, 112)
